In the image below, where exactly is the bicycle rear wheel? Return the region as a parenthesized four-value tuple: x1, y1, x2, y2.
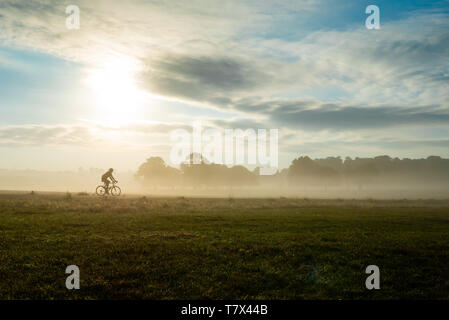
(96, 185, 107, 196)
(111, 186, 121, 196)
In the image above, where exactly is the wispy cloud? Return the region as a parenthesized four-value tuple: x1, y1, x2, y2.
(0, 124, 96, 147)
(0, 122, 191, 147)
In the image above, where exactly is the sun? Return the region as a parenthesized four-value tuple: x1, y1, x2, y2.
(86, 55, 147, 125)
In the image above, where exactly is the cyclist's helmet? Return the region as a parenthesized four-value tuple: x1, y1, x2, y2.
(109, 168, 114, 172)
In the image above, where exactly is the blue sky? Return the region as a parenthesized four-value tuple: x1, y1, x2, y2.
(0, 0, 449, 171)
(0, 47, 85, 124)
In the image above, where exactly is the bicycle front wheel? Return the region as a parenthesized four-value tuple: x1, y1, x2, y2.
(96, 185, 107, 196)
(111, 186, 121, 196)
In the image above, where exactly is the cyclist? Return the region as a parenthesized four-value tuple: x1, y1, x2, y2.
(101, 168, 117, 194)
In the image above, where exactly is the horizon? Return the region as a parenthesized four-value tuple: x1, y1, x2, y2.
(0, 153, 448, 173)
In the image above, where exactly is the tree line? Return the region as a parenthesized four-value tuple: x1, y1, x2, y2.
(135, 154, 449, 189)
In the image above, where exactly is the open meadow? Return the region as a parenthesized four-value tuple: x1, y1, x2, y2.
(0, 192, 448, 299)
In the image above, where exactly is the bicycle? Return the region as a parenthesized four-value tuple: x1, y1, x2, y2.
(96, 181, 122, 196)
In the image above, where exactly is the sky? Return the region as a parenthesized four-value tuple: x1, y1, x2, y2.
(1, 0, 449, 172)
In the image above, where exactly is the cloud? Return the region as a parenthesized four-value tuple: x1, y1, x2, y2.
(269, 103, 449, 130)
(0, 122, 193, 147)
(0, 0, 272, 64)
(210, 99, 449, 131)
(139, 54, 272, 106)
(0, 124, 96, 147)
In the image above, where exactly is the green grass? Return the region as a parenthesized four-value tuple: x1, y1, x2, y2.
(0, 193, 448, 299)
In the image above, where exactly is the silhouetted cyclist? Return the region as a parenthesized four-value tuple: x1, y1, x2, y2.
(101, 168, 117, 194)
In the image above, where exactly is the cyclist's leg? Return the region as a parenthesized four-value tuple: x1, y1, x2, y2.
(103, 178, 110, 194)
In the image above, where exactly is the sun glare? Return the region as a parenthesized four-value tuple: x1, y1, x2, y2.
(86, 55, 147, 125)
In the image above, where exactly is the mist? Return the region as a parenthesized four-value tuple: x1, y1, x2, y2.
(0, 154, 448, 199)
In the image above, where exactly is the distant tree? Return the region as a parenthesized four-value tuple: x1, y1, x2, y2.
(136, 157, 181, 188)
(228, 165, 257, 187)
(287, 156, 340, 188)
(315, 156, 343, 171)
(343, 158, 378, 189)
(180, 153, 257, 188)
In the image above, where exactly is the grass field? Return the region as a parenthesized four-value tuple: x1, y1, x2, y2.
(0, 192, 448, 299)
